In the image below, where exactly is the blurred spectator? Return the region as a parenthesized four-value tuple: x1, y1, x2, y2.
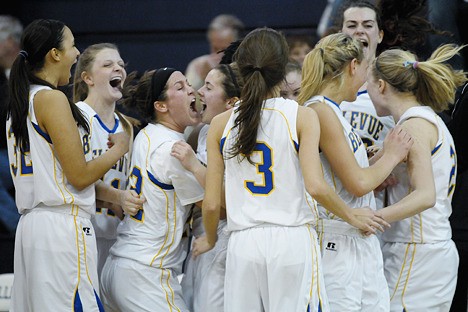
(185, 14, 244, 89)
(286, 34, 314, 66)
(0, 15, 22, 235)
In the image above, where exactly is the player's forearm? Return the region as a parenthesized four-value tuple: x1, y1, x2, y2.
(202, 202, 220, 246)
(307, 182, 354, 224)
(95, 180, 121, 205)
(379, 189, 435, 223)
(191, 163, 206, 188)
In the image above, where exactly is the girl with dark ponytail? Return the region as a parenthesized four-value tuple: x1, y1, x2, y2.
(6, 19, 129, 311)
(192, 27, 387, 312)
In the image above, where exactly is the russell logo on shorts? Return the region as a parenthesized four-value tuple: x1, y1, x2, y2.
(82, 227, 92, 236)
(325, 242, 337, 251)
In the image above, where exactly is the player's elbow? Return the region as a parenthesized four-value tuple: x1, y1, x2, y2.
(306, 180, 332, 199)
(203, 201, 220, 214)
(420, 191, 436, 210)
(344, 179, 371, 197)
(67, 175, 92, 191)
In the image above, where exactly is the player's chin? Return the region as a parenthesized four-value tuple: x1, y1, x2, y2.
(188, 113, 201, 125)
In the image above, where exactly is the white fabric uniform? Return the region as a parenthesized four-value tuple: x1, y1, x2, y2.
(9, 85, 103, 311)
(341, 91, 394, 149)
(181, 124, 230, 312)
(381, 106, 459, 311)
(341, 90, 395, 209)
(100, 123, 204, 312)
(221, 97, 328, 312)
(305, 95, 389, 312)
(76, 101, 130, 275)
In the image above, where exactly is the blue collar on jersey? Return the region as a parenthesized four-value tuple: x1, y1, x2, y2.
(323, 96, 339, 109)
(93, 114, 120, 133)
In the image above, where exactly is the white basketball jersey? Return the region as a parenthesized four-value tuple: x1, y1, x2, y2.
(305, 96, 376, 219)
(110, 123, 204, 270)
(382, 106, 456, 243)
(9, 85, 95, 215)
(222, 97, 318, 231)
(76, 101, 130, 238)
(196, 124, 209, 166)
(6, 116, 34, 214)
(341, 91, 395, 148)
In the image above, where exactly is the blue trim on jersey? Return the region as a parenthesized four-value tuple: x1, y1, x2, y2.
(294, 140, 299, 152)
(318, 301, 322, 312)
(32, 121, 52, 144)
(323, 96, 339, 109)
(74, 290, 83, 312)
(357, 90, 368, 96)
(431, 143, 442, 155)
(93, 114, 120, 133)
(220, 137, 226, 154)
(94, 289, 105, 312)
(147, 170, 174, 190)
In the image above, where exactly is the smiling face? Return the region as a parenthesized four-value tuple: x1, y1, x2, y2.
(342, 7, 383, 59)
(198, 68, 231, 124)
(57, 26, 80, 86)
(163, 71, 200, 131)
(85, 48, 126, 102)
(280, 70, 301, 101)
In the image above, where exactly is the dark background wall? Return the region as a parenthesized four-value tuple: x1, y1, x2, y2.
(6, 0, 326, 74)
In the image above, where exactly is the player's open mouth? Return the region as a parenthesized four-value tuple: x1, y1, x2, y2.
(109, 77, 122, 89)
(190, 98, 197, 112)
(358, 39, 369, 47)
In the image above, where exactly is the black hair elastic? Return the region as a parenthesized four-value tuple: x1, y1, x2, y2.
(151, 67, 176, 103)
(19, 50, 28, 59)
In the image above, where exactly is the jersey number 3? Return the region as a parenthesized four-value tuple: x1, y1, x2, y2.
(245, 142, 274, 195)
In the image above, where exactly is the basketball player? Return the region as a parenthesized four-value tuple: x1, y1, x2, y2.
(338, 0, 396, 206)
(297, 33, 413, 311)
(368, 45, 466, 311)
(73, 43, 146, 275)
(174, 63, 241, 312)
(100, 68, 203, 312)
(192, 27, 390, 312)
(6, 19, 129, 311)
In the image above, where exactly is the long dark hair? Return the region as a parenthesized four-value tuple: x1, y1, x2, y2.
(230, 27, 289, 163)
(7, 19, 89, 154)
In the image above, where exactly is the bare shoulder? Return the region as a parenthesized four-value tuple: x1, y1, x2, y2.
(34, 89, 68, 107)
(401, 117, 438, 148)
(297, 105, 318, 124)
(209, 109, 232, 137)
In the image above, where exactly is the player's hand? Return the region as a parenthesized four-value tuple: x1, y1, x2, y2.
(108, 132, 130, 154)
(171, 140, 200, 172)
(192, 235, 216, 258)
(350, 207, 391, 235)
(119, 190, 146, 217)
(383, 125, 413, 163)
